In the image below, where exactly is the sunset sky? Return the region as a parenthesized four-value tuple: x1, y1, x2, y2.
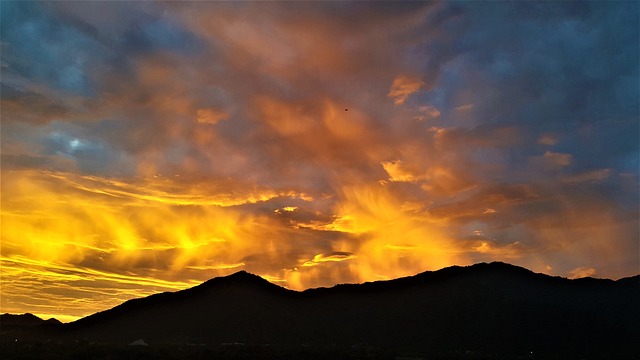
(1, 1, 638, 322)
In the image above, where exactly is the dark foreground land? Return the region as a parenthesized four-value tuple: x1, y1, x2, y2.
(2, 263, 638, 359)
(2, 342, 633, 360)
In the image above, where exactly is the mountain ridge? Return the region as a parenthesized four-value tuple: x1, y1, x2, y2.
(0, 313, 62, 328)
(2, 262, 638, 359)
(4, 262, 637, 326)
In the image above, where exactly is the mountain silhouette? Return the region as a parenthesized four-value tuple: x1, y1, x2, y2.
(3, 262, 639, 359)
(1, 313, 61, 328)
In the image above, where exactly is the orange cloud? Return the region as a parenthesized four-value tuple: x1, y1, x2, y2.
(196, 108, 229, 124)
(381, 160, 429, 183)
(388, 75, 424, 105)
(472, 241, 528, 259)
(568, 266, 597, 279)
(416, 105, 441, 120)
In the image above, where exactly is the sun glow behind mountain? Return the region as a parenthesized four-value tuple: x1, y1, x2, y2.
(1, 1, 638, 321)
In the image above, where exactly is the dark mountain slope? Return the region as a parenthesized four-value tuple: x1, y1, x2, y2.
(295, 262, 639, 355)
(63, 270, 297, 344)
(12, 263, 640, 358)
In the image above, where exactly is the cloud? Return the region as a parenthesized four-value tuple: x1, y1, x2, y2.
(568, 267, 597, 279)
(302, 252, 356, 267)
(538, 133, 559, 146)
(529, 151, 573, 171)
(543, 151, 572, 167)
(471, 241, 528, 260)
(196, 108, 229, 125)
(388, 75, 424, 105)
(561, 169, 611, 184)
(381, 160, 429, 183)
(434, 126, 523, 149)
(1, 1, 638, 320)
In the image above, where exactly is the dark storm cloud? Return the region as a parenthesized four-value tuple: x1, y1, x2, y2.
(426, 1, 638, 171)
(1, 2, 104, 96)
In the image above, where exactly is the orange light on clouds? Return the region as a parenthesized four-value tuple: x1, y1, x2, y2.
(285, 184, 468, 287)
(1, 168, 470, 318)
(388, 75, 424, 105)
(1, 0, 637, 323)
(0, 169, 312, 318)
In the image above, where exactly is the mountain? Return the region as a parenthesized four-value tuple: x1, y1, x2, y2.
(4, 262, 639, 359)
(1, 313, 61, 328)
(1, 313, 62, 346)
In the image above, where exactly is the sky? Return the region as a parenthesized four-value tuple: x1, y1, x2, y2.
(1, 1, 638, 323)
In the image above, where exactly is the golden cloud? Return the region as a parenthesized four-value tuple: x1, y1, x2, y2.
(381, 160, 429, 183)
(302, 252, 357, 267)
(285, 183, 470, 288)
(388, 75, 424, 105)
